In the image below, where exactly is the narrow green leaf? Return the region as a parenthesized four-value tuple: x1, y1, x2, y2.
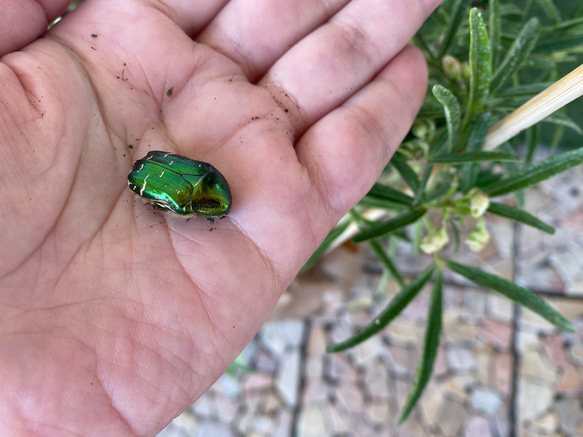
(430, 151, 520, 163)
(499, 142, 525, 208)
(490, 18, 540, 93)
(353, 209, 427, 243)
(392, 159, 420, 193)
(461, 112, 491, 193)
(413, 32, 437, 61)
(327, 264, 436, 353)
(432, 85, 461, 153)
(534, 34, 583, 53)
(540, 15, 583, 34)
(464, 8, 491, 126)
(445, 261, 574, 332)
(413, 164, 433, 207)
(482, 148, 583, 197)
(525, 124, 541, 165)
(358, 197, 409, 210)
(369, 240, 405, 287)
(543, 112, 583, 135)
(495, 82, 554, 98)
(536, 0, 561, 24)
(399, 269, 443, 423)
(367, 183, 414, 206)
(487, 202, 555, 234)
(550, 124, 565, 150)
(489, 0, 501, 69)
(437, 0, 466, 58)
(302, 219, 351, 271)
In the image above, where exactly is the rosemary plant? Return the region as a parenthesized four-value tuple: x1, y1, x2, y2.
(308, 0, 583, 423)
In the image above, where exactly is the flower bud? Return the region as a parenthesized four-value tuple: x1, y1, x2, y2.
(466, 220, 490, 252)
(442, 55, 462, 81)
(470, 191, 490, 218)
(421, 227, 449, 254)
(412, 120, 428, 139)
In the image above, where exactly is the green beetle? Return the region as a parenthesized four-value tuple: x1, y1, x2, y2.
(128, 151, 232, 219)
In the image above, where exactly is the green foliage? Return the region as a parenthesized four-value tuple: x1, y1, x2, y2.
(311, 0, 583, 424)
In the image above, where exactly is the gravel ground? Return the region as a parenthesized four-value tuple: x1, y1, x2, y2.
(159, 162, 583, 437)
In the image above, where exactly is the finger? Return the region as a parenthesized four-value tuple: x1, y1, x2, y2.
(149, 0, 228, 37)
(0, 0, 70, 56)
(197, 0, 350, 82)
(298, 45, 428, 220)
(261, 0, 441, 134)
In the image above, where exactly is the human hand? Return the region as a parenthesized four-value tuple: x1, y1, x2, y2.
(0, 0, 440, 434)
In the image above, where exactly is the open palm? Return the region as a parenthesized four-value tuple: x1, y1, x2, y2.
(0, 0, 439, 434)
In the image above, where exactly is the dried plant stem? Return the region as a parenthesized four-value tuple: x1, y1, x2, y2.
(484, 63, 583, 150)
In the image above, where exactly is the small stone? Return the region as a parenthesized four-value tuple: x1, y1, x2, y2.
(363, 399, 391, 426)
(334, 380, 364, 414)
(464, 415, 490, 437)
(191, 394, 213, 418)
(298, 403, 328, 437)
(419, 379, 444, 424)
(515, 331, 539, 354)
(263, 391, 283, 413)
(276, 349, 301, 408)
(556, 364, 581, 393)
(437, 398, 467, 436)
(242, 372, 273, 392)
(444, 311, 480, 343)
(272, 409, 293, 437)
(557, 397, 582, 435)
(517, 379, 554, 423)
(250, 415, 276, 434)
(386, 319, 422, 344)
(326, 400, 353, 434)
(542, 334, 567, 368)
(444, 374, 474, 400)
(349, 333, 384, 368)
(387, 344, 413, 376)
(532, 411, 558, 432)
(159, 410, 199, 437)
(475, 344, 494, 385)
(494, 353, 512, 394)
(447, 346, 476, 372)
(302, 378, 329, 404)
(255, 348, 277, 374)
(214, 374, 242, 398)
(326, 352, 358, 382)
(488, 293, 514, 323)
(364, 358, 390, 400)
(480, 319, 513, 350)
(260, 320, 305, 356)
(193, 421, 232, 437)
(306, 324, 327, 356)
(462, 288, 487, 320)
(471, 387, 501, 415)
(520, 349, 557, 384)
(568, 341, 583, 366)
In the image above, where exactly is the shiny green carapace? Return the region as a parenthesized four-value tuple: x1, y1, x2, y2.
(128, 151, 232, 219)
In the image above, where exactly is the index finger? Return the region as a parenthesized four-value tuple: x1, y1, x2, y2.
(261, 0, 441, 134)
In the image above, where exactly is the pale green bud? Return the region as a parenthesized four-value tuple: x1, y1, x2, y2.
(470, 191, 490, 218)
(421, 227, 449, 254)
(442, 55, 462, 81)
(466, 220, 490, 252)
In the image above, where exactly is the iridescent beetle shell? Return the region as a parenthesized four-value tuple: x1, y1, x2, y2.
(128, 151, 232, 219)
